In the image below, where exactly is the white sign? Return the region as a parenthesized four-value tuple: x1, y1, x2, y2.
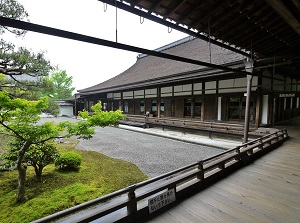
(279, 93, 295, 97)
(148, 189, 176, 214)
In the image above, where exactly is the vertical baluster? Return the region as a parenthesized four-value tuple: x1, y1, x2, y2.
(127, 184, 137, 222)
(197, 161, 204, 181)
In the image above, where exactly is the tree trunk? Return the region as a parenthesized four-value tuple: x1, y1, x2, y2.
(33, 164, 43, 182)
(17, 162, 27, 202)
(16, 141, 31, 202)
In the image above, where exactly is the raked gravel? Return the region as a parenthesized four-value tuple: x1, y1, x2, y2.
(40, 116, 224, 178)
(75, 126, 222, 178)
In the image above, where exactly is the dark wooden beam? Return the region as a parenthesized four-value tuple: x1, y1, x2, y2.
(146, 0, 162, 15)
(265, 0, 300, 36)
(163, 0, 187, 18)
(0, 16, 250, 76)
(212, 3, 270, 37)
(99, 0, 252, 57)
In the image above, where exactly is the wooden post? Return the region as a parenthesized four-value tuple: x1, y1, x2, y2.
(243, 59, 254, 143)
(284, 129, 288, 138)
(255, 94, 261, 128)
(258, 138, 263, 150)
(275, 132, 279, 142)
(157, 87, 161, 118)
(197, 161, 204, 181)
(127, 184, 137, 222)
(235, 147, 241, 161)
(201, 82, 205, 121)
(74, 94, 77, 117)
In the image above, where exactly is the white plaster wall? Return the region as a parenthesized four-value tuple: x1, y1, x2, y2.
(59, 106, 73, 117)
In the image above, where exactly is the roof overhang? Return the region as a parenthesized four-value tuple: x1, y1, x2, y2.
(100, 0, 300, 78)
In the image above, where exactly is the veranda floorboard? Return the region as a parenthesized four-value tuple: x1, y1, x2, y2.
(143, 123, 300, 223)
(215, 178, 299, 222)
(203, 187, 269, 223)
(195, 192, 244, 223)
(212, 188, 281, 223)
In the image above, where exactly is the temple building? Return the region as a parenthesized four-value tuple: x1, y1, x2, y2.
(76, 36, 300, 127)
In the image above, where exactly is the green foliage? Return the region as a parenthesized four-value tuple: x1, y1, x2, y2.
(25, 142, 60, 180)
(42, 99, 60, 117)
(79, 102, 124, 127)
(0, 138, 148, 223)
(0, 0, 52, 95)
(0, 139, 60, 180)
(0, 138, 20, 170)
(0, 0, 28, 36)
(4, 77, 55, 101)
(0, 90, 124, 201)
(0, 39, 52, 83)
(55, 152, 82, 170)
(47, 65, 75, 100)
(0, 91, 59, 141)
(61, 102, 124, 140)
(0, 73, 5, 81)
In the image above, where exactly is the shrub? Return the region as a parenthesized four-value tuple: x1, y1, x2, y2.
(55, 152, 82, 170)
(42, 99, 60, 117)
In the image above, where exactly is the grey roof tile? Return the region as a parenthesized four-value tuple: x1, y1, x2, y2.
(78, 37, 244, 93)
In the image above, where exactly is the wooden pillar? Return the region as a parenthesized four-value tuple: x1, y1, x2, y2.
(120, 92, 123, 111)
(243, 59, 254, 143)
(191, 84, 194, 118)
(172, 86, 175, 117)
(157, 87, 161, 118)
(191, 98, 195, 118)
(74, 93, 77, 117)
(255, 95, 261, 128)
(216, 81, 219, 121)
(201, 82, 205, 121)
(133, 92, 135, 115)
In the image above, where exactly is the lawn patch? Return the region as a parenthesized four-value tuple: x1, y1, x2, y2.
(0, 138, 147, 223)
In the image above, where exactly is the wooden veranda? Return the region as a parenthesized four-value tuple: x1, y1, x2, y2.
(141, 121, 300, 223)
(32, 122, 298, 223)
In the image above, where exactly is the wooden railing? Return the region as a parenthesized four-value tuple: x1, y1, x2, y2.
(121, 115, 258, 137)
(32, 129, 288, 223)
(119, 115, 149, 128)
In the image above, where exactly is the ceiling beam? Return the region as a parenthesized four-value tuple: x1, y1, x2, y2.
(292, 0, 300, 12)
(99, 0, 252, 57)
(0, 16, 250, 76)
(164, 0, 187, 18)
(265, 0, 300, 36)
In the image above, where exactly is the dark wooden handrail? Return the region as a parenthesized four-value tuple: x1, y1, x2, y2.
(121, 115, 257, 135)
(32, 129, 288, 223)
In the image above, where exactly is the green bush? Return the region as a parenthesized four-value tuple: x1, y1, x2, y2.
(55, 152, 82, 170)
(42, 99, 60, 117)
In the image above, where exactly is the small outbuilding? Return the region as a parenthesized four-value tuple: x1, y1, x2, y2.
(55, 100, 74, 117)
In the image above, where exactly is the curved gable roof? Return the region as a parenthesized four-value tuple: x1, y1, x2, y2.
(78, 36, 244, 94)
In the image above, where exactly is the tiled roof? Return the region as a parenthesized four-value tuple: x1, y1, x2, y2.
(78, 36, 245, 94)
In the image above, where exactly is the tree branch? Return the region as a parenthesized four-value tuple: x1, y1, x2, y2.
(0, 121, 26, 141)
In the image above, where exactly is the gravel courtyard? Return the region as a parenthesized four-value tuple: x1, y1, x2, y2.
(40, 117, 223, 178)
(76, 126, 223, 178)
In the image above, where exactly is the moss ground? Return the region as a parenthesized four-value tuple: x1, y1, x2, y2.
(0, 138, 147, 223)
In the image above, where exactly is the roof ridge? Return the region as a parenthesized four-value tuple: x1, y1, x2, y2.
(137, 36, 194, 59)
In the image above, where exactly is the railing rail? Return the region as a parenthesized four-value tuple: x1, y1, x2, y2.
(121, 115, 257, 136)
(32, 129, 288, 223)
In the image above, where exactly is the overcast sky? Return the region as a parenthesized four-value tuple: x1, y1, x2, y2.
(3, 0, 188, 92)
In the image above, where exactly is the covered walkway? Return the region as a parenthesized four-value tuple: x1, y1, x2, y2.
(32, 118, 297, 223)
(141, 118, 300, 223)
